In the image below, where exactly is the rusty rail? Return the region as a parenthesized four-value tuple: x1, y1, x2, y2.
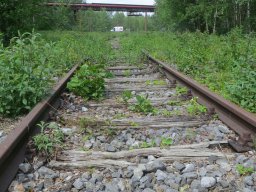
(0, 62, 82, 192)
(143, 50, 256, 152)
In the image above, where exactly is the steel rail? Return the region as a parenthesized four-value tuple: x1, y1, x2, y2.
(0, 61, 82, 192)
(143, 50, 256, 151)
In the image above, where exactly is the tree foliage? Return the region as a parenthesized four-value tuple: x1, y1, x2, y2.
(156, 0, 256, 33)
(0, 0, 44, 45)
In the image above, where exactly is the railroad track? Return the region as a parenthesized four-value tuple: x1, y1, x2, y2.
(1, 50, 256, 191)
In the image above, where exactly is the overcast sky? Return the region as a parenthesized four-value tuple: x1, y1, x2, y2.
(85, 0, 155, 5)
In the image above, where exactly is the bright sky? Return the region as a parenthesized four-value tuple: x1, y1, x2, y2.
(85, 0, 155, 5)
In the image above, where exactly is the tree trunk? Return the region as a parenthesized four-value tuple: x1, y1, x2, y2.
(247, 0, 251, 32)
(205, 17, 209, 33)
(213, 8, 218, 34)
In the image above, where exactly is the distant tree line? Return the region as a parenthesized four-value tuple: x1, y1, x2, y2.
(2, 0, 256, 45)
(0, 0, 157, 45)
(155, 0, 256, 33)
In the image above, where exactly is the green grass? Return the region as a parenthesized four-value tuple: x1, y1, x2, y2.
(116, 30, 256, 113)
(2, 30, 255, 116)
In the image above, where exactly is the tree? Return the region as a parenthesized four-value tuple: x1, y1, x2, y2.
(0, 0, 44, 45)
(155, 0, 256, 33)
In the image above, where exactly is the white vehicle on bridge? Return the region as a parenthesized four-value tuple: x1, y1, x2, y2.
(111, 26, 124, 32)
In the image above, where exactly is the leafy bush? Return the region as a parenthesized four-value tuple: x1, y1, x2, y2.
(0, 31, 111, 117)
(129, 95, 157, 114)
(121, 90, 133, 104)
(186, 97, 207, 115)
(236, 164, 254, 175)
(160, 137, 173, 147)
(0, 32, 54, 116)
(67, 63, 107, 100)
(33, 121, 64, 156)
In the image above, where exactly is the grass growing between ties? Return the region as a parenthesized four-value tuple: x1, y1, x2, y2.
(186, 97, 207, 115)
(236, 164, 254, 175)
(121, 90, 133, 104)
(146, 80, 167, 86)
(175, 86, 189, 96)
(160, 137, 173, 148)
(33, 121, 64, 157)
(129, 95, 158, 115)
(67, 63, 108, 100)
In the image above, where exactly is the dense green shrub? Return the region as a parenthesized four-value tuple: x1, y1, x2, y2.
(0, 32, 55, 115)
(0, 31, 111, 117)
(67, 63, 107, 100)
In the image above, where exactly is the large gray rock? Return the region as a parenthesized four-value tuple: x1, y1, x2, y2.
(23, 181, 36, 190)
(35, 181, 44, 191)
(61, 128, 75, 135)
(201, 177, 216, 188)
(117, 179, 126, 191)
(44, 178, 54, 188)
(155, 137, 162, 146)
(165, 179, 179, 190)
(218, 162, 231, 172)
(145, 160, 166, 172)
(92, 172, 103, 183)
(106, 144, 116, 152)
(84, 181, 95, 192)
(165, 189, 178, 192)
(142, 188, 155, 192)
(243, 188, 254, 192)
(191, 180, 200, 189)
(219, 180, 229, 188)
(33, 161, 44, 170)
(19, 163, 31, 173)
(236, 155, 247, 164)
(112, 169, 123, 178)
(38, 166, 58, 179)
(182, 172, 198, 179)
(199, 167, 207, 177)
(17, 173, 26, 183)
(97, 136, 106, 142)
(123, 169, 133, 178)
(217, 125, 230, 133)
(155, 170, 168, 181)
(182, 164, 195, 173)
(105, 182, 119, 192)
(148, 155, 156, 162)
(82, 172, 91, 180)
(27, 173, 34, 181)
(173, 161, 185, 171)
(243, 159, 255, 168)
(132, 165, 145, 181)
(244, 176, 254, 186)
(111, 139, 124, 149)
(84, 141, 93, 149)
(140, 174, 153, 188)
(73, 178, 84, 190)
(126, 137, 135, 146)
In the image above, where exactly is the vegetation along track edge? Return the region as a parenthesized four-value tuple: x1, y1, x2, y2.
(143, 50, 256, 152)
(0, 59, 86, 192)
(0, 51, 256, 191)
